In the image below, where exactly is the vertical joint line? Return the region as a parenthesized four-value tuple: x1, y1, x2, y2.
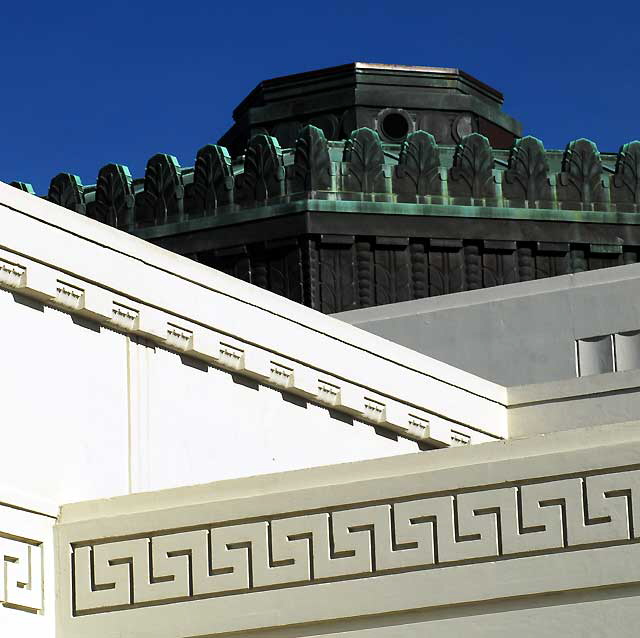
(126, 337, 133, 494)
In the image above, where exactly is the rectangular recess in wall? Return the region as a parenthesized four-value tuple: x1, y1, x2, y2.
(614, 331, 640, 372)
(576, 335, 614, 377)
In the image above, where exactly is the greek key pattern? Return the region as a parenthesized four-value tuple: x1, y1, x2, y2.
(1, 535, 43, 613)
(72, 468, 640, 615)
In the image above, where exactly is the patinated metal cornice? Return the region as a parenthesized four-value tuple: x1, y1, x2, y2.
(11, 128, 640, 233)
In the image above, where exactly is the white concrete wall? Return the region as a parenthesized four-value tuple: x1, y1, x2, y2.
(129, 338, 420, 492)
(337, 263, 640, 386)
(0, 182, 506, 508)
(0, 290, 130, 503)
(508, 368, 640, 437)
(0, 285, 423, 506)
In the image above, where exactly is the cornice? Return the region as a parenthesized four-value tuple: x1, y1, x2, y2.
(0, 182, 507, 444)
(13, 132, 640, 240)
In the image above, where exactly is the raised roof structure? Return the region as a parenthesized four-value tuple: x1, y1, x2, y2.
(218, 62, 522, 154)
(10, 64, 640, 313)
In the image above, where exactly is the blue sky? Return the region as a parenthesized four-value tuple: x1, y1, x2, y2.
(1, 1, 637, 192)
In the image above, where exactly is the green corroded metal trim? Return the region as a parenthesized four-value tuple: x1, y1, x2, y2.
(132, 199, 640, 241)
(16, 132, 640, 231)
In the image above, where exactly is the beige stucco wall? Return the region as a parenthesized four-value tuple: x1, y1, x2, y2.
(55, 422, 640, 638)
(0, 492, 56, 637)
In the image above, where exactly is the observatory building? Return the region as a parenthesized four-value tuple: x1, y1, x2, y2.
(3, 64, 640, 638)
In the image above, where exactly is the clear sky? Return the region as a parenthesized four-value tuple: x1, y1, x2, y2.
(1, 1, 637, 193)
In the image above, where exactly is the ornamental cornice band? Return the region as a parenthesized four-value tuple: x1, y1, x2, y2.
(1, 534, 43, 613)
(72, 466, 640, 616)
(12, 131, 640, 222)
(0, 248, 490, 446)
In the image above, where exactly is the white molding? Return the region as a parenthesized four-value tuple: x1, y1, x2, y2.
(0, 184, 508, 442)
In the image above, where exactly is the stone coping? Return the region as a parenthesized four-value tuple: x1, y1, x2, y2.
(58, 420, 640, 524)
(507, 368, 640, 406)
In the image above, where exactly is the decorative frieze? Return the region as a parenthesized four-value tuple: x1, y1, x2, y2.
(343, 128, 386, 194)
(111, 302, 139, 332)
(292, 125, 332, 192)
(187, 144, 234, 215)
(14, 128, 640, 222)
(217, 342, 245, 371)
(0, 246, 492, 446)
(1, 534, 43, 613)
(71, 466, 640, 615)
(165, 324, 194, 351)
(135, 154, 185, 226)
(47, 173, 86, 215)
(269, 362, 294, 389)
(94, 163, 135, 229)
(55, 280, 85, 311)
(15, 128, 640, 317)
(0, 258, 26, 289)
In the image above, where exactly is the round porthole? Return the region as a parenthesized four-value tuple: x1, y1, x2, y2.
(380, 110, 411, 141)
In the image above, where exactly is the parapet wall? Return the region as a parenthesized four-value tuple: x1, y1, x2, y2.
(55, 422, 640, 638)
(11, 129, 640, 230)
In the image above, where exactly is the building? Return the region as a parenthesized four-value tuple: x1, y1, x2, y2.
(2, 64, 640, 638)
(13, 63, 640, 314)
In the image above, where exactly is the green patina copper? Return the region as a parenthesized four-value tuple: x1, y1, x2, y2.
(134, 199, 640, 243)
(8, 63, 640, 313)
(15, 131, 640, 228)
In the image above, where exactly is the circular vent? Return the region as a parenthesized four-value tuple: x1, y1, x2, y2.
(380, 111, 410, 141)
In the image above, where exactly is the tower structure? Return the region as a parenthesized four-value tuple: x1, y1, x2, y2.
(12, 63, 640, 313)
(218, 62, 521, 154)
